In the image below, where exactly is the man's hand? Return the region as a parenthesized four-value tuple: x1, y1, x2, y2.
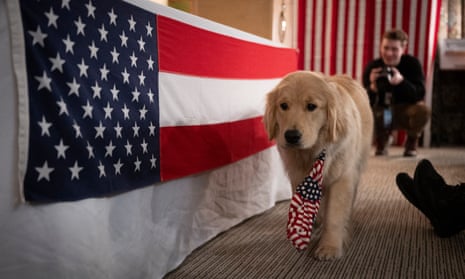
(389, 67, 404, 85)
(369, 67, 383, 92)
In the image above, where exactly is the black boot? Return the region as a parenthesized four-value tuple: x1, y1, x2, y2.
(396, 173, 432, 219)
(414, 160, 465, 237)
(403, 136, 418, 157)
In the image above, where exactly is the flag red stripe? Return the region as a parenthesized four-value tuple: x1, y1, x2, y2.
(157, 16, 297, 79)
(329, 0, 338, 75)
(298, 0, 306, 70)
(159, 116, 273, 181)
(351, 0, 360, 77)
(342, 1, 350, 74)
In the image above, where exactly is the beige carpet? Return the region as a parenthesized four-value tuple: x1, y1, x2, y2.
(164, 147, 465, 279)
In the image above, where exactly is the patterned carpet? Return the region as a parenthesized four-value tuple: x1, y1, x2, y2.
(164, 147, 465, 279)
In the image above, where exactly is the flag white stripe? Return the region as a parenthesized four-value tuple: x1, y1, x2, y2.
(304, 0, 313, 70)
(336, 0, 346, 75)
(324, 1, 332, 74)
(373, 0, 382, 59)
(346, 0, 356, 77)
(355, 2, 366, 81)
(396, 0, 403, 29)
(314, 0, 323, 72)
(159, 73, 279, 127)
(408, 0, 417, 54)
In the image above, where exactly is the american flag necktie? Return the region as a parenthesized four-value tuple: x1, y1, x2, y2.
(287, 149, 326, 251)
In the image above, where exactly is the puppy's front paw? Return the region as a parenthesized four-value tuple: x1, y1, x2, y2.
(314, 245, 343, 261)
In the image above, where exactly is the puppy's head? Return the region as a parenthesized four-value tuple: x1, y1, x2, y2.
(264, 71, 346, 149)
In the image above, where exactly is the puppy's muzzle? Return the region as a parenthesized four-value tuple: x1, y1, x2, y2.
(284, 129, 302, 145)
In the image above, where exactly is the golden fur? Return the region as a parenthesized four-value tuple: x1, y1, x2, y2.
(264, 71, 373, 260)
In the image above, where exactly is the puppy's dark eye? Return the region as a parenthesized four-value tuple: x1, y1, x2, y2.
(280, 103, 289, 111)
(307, 103, 317, 111)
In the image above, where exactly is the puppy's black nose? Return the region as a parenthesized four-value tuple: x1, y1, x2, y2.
(284, 129, 301, 145)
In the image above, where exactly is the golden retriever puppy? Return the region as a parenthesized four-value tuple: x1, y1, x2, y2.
(264, 71, 373, 260)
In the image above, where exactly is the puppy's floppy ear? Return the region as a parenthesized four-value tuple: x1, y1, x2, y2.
(263, 89, 279, 140)
(325, 81, 348, 142)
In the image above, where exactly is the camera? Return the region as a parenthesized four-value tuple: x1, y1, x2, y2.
(375, 66, 393, 93)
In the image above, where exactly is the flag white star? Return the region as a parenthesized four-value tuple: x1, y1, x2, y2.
(66, 78, 80, 96)
(105, 140, 116, 157)
(28, 25, 48, 47)
(122, 104, 130, 119)
(132, 122, 140, 137)
(124, 140, 133, 155)
(147, 55, 154, 70)
(38, 115, 52, 136)
(120, 30, 128, 47)
(91, 81, 102, 99)
(86, 141, 95, 159)
(69, 161, 83, 180)
(56, 98, 69, 116)
(34, 71, 52, 91)
(94, 121, 106, 138)
(98, 24, 108, 42)
(138, 70, 146, 85)
(49, 52, 65, 72)
(110, 47, 120, 63)
(100, 63, 109, 81)
(131, 87, 140, 102)
(77, 58, 89, 77)
(137, 36, 146, 51)
(110, 84, 120, 100)
(146, 21, 153, 36)
(148, 122, 156, 136)
(128, 15, 136, 31)
(147, 88, 155, 103)
(139, 105, 148, 120)
(62, 34, 75, 54)
(114, 121, 123, 138)
(122, 68, 130, 84)
(114, 159, 123, 175)
(98, 161, 106, 178)
(129, 51, 138, 67)
(54, 139, 69, 159)
(141, 138, 148, 154)
(82, 100, 93, 119)
(150, 154, 157, 169)
(85, 0, 96, 18)
(103, 102, 113, 119)
(74, 16, 86, 36)
(134, 157, 141, 172)
(72, 121, 82, 138)
(45, 7, 59, 28)
(88, 41, 99, 59)
(61, 0, 71, 10)
(35, 161, 54, 182)
(108, 8, 118, 25)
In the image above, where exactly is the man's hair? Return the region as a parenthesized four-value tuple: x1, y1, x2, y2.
(383, 29, 408, 44)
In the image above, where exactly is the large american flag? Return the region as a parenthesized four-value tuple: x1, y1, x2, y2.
(15, 0, 297, 202)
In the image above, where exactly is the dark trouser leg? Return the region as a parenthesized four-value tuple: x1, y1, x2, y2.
(391, 102, 431, 157)
(373, 106, 391, 155)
